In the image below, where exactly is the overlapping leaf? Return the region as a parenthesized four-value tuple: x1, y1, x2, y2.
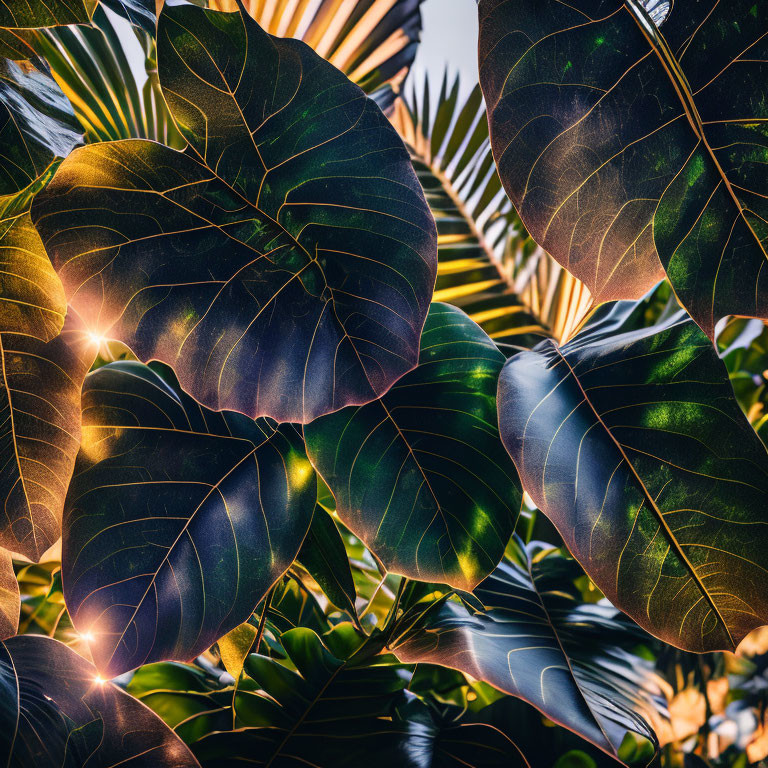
(62, 361, 317, 676)
(0, 59, 81, 196)
(392, 541, 662, 760)
(0, 0, 90, 29)
(210, 0, 425, 112)
(305, 303, 521, 591)
(0, 313, 95, 560)
(0, 547, 18, 638)
(478, 0, 768, 336)
(32, 0, 436, 423)
(498, 303, 768, 652)
(0, 633, 201, 767)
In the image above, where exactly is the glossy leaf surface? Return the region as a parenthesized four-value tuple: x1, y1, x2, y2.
(305, 303, 521, 591)
(393, 542, 661, 759)
(0, 59, 81, 196)
(0, 0, 90, 29)
(498, 304, 768, 651)
(62, 361, 316, 676)
(0, 314, 95, 560)
(0, 634, 200, 767)
(478, 0, 768, 336)
(297, 505, 358, 621)
(33, 0, 436, 423)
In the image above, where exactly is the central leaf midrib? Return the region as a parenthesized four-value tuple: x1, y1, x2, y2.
(623, 0, 768, 276)
(549, 342, 735, 649)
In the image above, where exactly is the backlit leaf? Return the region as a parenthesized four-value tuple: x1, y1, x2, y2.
(0, 313, 95, 561)
(0, 59, 81, 196)
(497, 303, 768, 652)
(478, 0, 768, 337)
(0, 0, 90, 29)
(0, 633, 200, 767)
(32, 0, 436, 423)
(0, 547, 18, 639)
(62, 361, 316, 676)
(392, 542, 662, 760)
(305, 303, 521, 591)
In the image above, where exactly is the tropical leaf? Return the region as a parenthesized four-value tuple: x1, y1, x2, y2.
(497, 302, 768, 652)
(297, 505, 358, 622)
(0, 58, 81, 196)
(0, 313, 95, 561)
(0, 547, 18, 639)
(305, 303, 521, 591)
(28, 7, 183, 145)
(210, 0, 425, 111)
(0, 168, 66, 340)
(392, 75, 552, 348)
(0, 633, 201, 767)
(392, 540, 663, 761)
(33, 0, 436, 424)
(0, 0, 91, 29)
(478, 0, 768, 337)
(62, 361, 316, 676)
(191, 625, 416, 767)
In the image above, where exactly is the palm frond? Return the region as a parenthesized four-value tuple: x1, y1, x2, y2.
(208, 0, 425, 110)
(392, 72, 594, 346)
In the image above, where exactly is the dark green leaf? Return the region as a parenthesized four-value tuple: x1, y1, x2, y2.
(392, 541, 662, 760)
(305, 303, 522, 591)
(478, 0, 768, 337)
(0, 59, 81, 196)
(61, 361, 316, 676)
(192, 626, 414, 767)
(0, 634, 200, 767)
(297, 505, 358, 620)
(498, 303, 768, 652)
(0, 0, 90, 29)
(33, 0, 436, 423)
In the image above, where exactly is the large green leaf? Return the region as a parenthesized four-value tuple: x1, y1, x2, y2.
(0, 313, 95, 560)
(478, 0, 768, 337)
(61, 361, 316, 676)
(0, 634, 201, 767)
(0, 59, 81, 196)
(305, 303, 521, 591)
(392, 541, 662, 761)
(497, 302, 768, 652)
(32, 0, 436, 423)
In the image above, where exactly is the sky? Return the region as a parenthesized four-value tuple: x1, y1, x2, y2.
(412, 0, 480, 96)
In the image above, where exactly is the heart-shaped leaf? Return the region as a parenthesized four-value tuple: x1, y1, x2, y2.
(497, 303, 768, 652)
(0, 60, 81, 197)
(62, 361, 316, 676)
(0, 633, 201, 767)
(392, 541, 662, 760)
(0, 548, 18, 639)
(305, 303, 522, 591)
(32, 0, 436, 424)
(0, 313, 95, 560)
(478, 0, 768, 337)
